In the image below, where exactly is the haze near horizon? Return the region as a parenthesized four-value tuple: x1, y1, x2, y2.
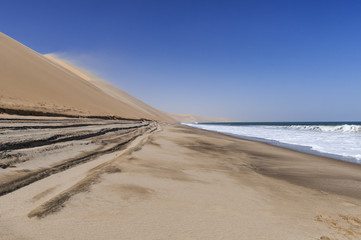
(2, 0, 361, 121)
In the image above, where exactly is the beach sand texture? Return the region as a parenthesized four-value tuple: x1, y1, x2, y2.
(1, 124, 361, 240)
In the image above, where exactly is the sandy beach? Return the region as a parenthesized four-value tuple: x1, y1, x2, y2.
(1, 122, 361, 240)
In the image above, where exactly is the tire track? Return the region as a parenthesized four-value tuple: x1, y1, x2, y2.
(0, 117, 157, 197)
(0, 123, 156, 196)
(0, 124, 148, 152)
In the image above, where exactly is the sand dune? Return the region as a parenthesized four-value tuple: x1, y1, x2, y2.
(44, 54, 175, 123)
(0, 33, 174, 122)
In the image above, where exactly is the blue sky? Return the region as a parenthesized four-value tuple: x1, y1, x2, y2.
(2, 0, 361, 121)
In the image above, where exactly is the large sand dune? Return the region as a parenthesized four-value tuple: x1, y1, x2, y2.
(0, 33, 174, 122)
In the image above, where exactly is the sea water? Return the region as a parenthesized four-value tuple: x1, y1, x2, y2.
(183, 122, 361, 164)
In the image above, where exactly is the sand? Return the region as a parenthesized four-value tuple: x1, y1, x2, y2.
(0, 116, 155, 196)
(43, 54, 175, 123)
(1, 124, 360, 240)
(0, 33, 174, 122)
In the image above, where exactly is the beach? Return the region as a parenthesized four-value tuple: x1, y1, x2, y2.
(1, 123, 360, 240)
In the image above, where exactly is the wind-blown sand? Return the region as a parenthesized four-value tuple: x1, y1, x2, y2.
(43, 54, 175, 123)
(1, 124, 360, 240)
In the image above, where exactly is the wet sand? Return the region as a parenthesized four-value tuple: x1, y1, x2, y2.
(1, 123, 361, 240)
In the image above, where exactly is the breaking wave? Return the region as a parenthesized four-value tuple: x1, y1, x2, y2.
(285, 124, 361, 133)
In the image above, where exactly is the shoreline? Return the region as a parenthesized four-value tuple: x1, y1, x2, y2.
(181, 124, 361, 199)
(184, 123, 361, 165)
(202, 128, 361, 165)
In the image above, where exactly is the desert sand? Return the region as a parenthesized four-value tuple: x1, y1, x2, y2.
(43, 54, 175, 123)
(1, 33, 361, 240)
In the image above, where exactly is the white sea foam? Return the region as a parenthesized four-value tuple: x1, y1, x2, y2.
(285, 124, 361, 133)
(184, 123, 361, 163)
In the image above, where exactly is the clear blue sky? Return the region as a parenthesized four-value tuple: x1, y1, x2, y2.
(2, 0, 361, 121)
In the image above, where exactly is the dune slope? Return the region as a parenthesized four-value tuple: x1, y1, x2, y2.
(0, 33, 174, 122)
(43, 54, 175, 122)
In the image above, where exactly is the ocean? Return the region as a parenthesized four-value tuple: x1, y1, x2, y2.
(183, 122, 361, 164)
